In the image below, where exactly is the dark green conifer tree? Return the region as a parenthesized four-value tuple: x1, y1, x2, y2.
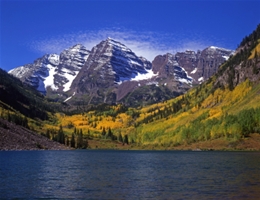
(77, 129, 83, 149)
(57, 125, 65, 144)
(118, 133, 123, 143)
(71, 133, 75, 148)
(87, 129, 90, 139)
(124, 135, 129, 145)
(46, 129, 50, 139)
(107, 127, 113, 139)
(102, 127, 106, 136)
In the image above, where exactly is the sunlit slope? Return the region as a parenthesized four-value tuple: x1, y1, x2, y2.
(136, 79, 260, 145)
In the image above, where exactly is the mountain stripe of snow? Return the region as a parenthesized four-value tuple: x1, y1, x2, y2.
(43, 64, 58, 91)
(222, 55, 230, 60)
(209, 46, 233, 53)
(182, 66, 193, 80)
(130, 60, 141, 66)
(176, 77, 191, 84)
(198, 77, 204, 82)
(190, 68, 197, 74)
(64, 92, 76, 102)
(62, 70, 80, 92)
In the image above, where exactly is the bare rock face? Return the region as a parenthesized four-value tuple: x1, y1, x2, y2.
(70, 38, 153, 104)
(152, 53, 192, 91)
(174, 47, 233, 84)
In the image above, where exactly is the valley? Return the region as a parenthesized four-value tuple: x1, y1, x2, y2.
(1, 24, 260, 151)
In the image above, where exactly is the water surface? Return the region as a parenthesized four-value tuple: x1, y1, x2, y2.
(0, 150, 260, 199)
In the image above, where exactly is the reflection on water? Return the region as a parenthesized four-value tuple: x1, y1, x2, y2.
(0, 150, 260, 199)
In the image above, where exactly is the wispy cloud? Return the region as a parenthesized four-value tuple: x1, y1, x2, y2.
(30, 29, 216, 61)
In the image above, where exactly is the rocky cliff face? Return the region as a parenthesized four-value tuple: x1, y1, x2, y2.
(70, 38, 154, 104)
(152, 53, 192, 92)
(149, 47, 233, 97)
(174, 46, 233, 84)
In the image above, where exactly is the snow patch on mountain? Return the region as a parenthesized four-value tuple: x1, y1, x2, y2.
(64, 92, 76, 102)
(190, 68, 197, 74)
(174, 65, 193, 84)
(222, 55, 230, 60)
(9, 66, 31, 79)
(43, 64, 58, 91)
(131, 69, 158, 81)
(198, 77, 204, 82)
(209, 46, 231, 52)
(62, 69, 80, 92)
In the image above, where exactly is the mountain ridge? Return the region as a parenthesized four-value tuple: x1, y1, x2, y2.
(9, 38, 233, 107)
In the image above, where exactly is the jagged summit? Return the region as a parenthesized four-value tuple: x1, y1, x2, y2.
(9, 38, 233, 106)
(172, 46, 234, 84)
(9, 44, 90, 94)
(70, 38, 154, 104)
(78, 38, 152, 83)
(208, 45, 232, 51)
(106, 37, 132, 53)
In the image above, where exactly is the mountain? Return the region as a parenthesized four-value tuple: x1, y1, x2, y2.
(9, 38, 233, 107)
(174, 46, 233, 83)
(69, 38, 154, 104)
(50, 24, 260, 150)
(9, 44, 89, 96)
(122, 47, 233, 106)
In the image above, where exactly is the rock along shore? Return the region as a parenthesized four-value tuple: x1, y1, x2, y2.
(0, 118, 70, 151)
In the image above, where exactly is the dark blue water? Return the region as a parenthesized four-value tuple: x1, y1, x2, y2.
(0, 150, 260, 199)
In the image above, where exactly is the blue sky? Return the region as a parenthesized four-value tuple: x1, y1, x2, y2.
(1, 0, 260, 71)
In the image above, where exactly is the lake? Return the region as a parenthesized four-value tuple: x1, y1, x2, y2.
(0, 150, 260, 199)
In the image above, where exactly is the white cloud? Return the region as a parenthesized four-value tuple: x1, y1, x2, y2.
(30, 29, 214, 61)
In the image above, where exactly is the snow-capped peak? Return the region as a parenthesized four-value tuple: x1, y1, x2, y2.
(208, 46, 233, 52)
(207, 46, 234, 61)
(9, 44, 90, 94)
